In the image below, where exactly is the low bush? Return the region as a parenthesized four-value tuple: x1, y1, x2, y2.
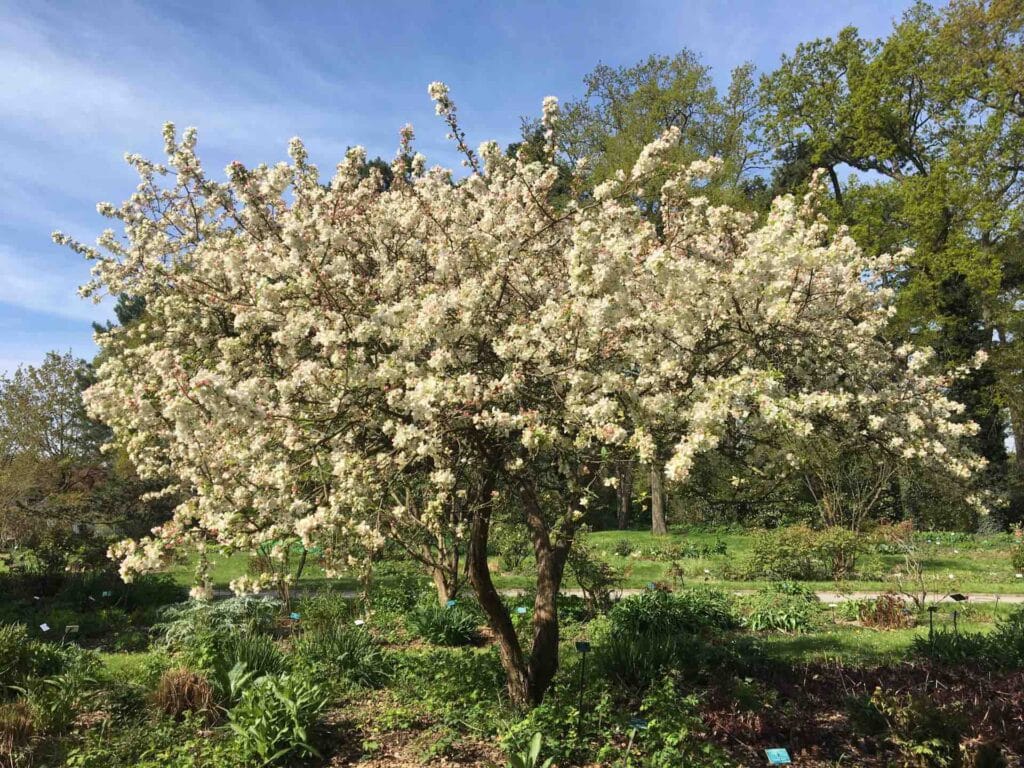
(611, 539, 635, 557)
(153, 668, 216, 720)
(493, 523, 532, 573)
(593, 631, 695, 698)
(0, 624, 33, 693)
(20, 666, 98, 735)
(221, 632, 285, 680)
(228, 673, 327, 766)
(395, 647, 505, 730)
(607, 587, 738, 638)
(0, 701, 34, 765)
(1011, 540, 1024, 574)
(988, 604, 1024, 666)
(567, 537, 620, 617)
(293, 625, 391, 688)
(748, 526, 821, 580)
(814, 526, 864, 579)
(65, 712, 237, 768)
(406, 601, 480, 646)
(859, 594, 914, 629)
(744, 585, 822, 633)
(869, 687, 967, 768)
(749, 525, 866, 581)
(293, 592, 357, 634)
(156, 596, 281, 654)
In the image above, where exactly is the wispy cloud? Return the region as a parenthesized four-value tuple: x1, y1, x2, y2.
(0, 246, 108, 323)
(1, 0, 912, 372)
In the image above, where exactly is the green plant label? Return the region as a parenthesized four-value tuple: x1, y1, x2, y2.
(765, 748, 791, 764)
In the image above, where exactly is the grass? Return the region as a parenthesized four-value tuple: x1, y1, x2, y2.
(161, 527, 1024, 600)
(760, 602, 1011, 664)
(579, 528, 1024, 595)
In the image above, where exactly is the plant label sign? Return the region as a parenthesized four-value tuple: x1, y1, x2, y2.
(289, 612, 300, 621)
(575, 641, 590, 653)
(765, 748, 791, 764)
(515, 606, 527, 614)
(446, 599, 457, 608)
(39, 623, 50, 632)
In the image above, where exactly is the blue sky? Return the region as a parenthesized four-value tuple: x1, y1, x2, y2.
(0, 0, 913, 374)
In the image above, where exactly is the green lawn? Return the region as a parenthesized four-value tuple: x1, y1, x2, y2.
(161, 526, 1023, 599)
(580, 528, 1024, 594)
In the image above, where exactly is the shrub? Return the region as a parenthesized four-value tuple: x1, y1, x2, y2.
(153, 668, 216, 720)
(593, 631, 695, 698)
(870, 687, 966, 767)
(156, 596, 281, 653)
(65, 712, 237, 768)
(21, 667, 98, 735)
(1011, 541, 1024, 574)
(407, 601, 479, 646)
(911, 629, 991, 666)
(0, 701, 34, 765)
(611, 539, 635, 557)
(748, 526, 821, 580)
(493, 524, 532, 573)
(221, 632, 284, 680)
(567, 538, 620, 616)
(293, 592, 356, 634)
(814, 526, 864, 579)
(608, 588, 738, 638)
(294, 625, 390, 688)
(395, 647, 505, 730)
(505, 733, 554, 768)
(859, 593, 914, 629)
(744, 585, 822, 633)
(988, 605, 1024, 666)
(0, 624, 32, 693)
(227, 674, 327, 765)
(616, 677, 733, 767)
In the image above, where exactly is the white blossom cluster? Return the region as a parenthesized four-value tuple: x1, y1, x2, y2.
(57, 84, 987, 586)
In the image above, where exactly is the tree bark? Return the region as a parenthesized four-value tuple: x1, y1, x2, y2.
(521, 486, 570, 704)
(650, 463, 667, 535)
(430, 566, 455, 606)
(466, 473, 532, 707)
(616, 460, 633, 530)
(466, 470, 572, 708)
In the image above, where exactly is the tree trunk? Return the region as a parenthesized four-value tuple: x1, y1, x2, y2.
(467, 473, 571, 708)
(522, 487, 570, 704)
(430, 565, 457, 606)
(650, 463, 667, 535)
(616, 460, 633, 530)
(466, 475, 532, 707)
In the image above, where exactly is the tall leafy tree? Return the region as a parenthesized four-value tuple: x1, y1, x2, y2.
(761, 0, 1024, 518)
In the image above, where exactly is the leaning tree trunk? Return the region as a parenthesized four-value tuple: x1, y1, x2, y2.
(616, 460, 633, 530)
(650, 463, 667, 535)
(466, 475, 570, 708)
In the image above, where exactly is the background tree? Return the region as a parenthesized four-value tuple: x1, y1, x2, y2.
(0, 352, 106, 567)
(760, 0, 1024, 522)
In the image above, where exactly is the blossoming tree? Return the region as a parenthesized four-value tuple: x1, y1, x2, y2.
(58, 83, 984, 706)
